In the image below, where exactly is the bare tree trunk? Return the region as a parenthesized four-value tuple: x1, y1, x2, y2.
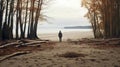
(23, 0, 29, 38)
(8, 0, 14, 39)
(0, 0, 4, 40)
(2, 0, 9, 40)
(16, 0, 20, 39)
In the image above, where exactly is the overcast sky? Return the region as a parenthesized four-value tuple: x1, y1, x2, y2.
(39, 0, 90, 28)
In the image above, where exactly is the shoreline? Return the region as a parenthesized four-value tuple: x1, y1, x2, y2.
(38, 31, 94, 41)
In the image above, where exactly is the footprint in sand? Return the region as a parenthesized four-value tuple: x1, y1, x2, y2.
(89, 59, 96, 62)
(9, 61, 15, 64)
(26, 61, 29, 63)
(101, 59, 109, 61)
(34, 59, 38, 62)
(118, 60, 120, 62)
(114, 65, 120, 67)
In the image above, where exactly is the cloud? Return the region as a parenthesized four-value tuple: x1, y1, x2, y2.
(40, 0, 90, 28)
(45, 0, 87, 19)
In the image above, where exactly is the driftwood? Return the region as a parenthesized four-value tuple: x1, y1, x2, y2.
(0, 42, 19, 49)
(25, 41, 47, 45)
(26, 44, 41, 47)
(0, 51, 30, 62)
(15, 41, 47, 48)
(21, 39, 49, 43)
(0, 40, 48, 48)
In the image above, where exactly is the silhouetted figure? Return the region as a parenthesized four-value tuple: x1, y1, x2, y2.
(58, 31, 63, 42)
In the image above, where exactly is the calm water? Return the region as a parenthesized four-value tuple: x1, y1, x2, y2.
(37, 28, 93, 41)
(37, 28, 92, 34)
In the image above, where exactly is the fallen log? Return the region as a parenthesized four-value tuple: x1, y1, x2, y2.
(15, 41, 47, 48)
(0, 40, 48, 48)
(108, 41, 120, 45)
(107, 38, 120, 41)
(21, 39, 49, 43)
(25, 41, 47, 45)
(0, 51, 30, 62)
(0, 42, 19, 49)
(26, 44, 41, 47)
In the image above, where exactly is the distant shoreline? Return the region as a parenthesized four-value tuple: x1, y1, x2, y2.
(64, 26, 92, 29)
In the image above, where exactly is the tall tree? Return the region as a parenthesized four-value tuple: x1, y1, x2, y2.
(0, 0, 4, 40)
(82, 0, 120, 38)
(0, 0, 48, 40)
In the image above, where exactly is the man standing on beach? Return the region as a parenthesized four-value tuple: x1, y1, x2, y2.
(58, 30, 63, 42)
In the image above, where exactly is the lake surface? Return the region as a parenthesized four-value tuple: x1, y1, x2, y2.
(38, 28, 94, 41)
(37, 28, 92, 34)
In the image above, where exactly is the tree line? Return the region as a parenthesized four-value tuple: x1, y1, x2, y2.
(0, 0, 47, 40)
(82, 0, 120, 38)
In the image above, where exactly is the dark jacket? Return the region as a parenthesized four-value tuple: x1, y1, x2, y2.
(58, 31, 62, 38)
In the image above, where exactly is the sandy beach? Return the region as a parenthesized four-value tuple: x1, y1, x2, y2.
(38, 31, 94, 41)
(0, 31, 120, 67)
(0, 41, 120, 67)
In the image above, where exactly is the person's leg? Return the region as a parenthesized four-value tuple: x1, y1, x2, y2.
(60, 37, 62, 42)
(59, 37, 61, 42)
(60, 38, 61, 42)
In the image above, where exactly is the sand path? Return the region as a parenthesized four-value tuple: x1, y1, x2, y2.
(0, 42, 120, 67)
